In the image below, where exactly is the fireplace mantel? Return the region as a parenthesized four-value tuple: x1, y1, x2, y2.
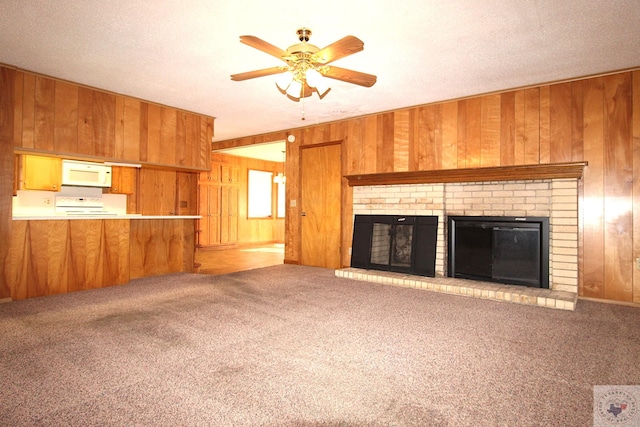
(345, 162, 587, 187)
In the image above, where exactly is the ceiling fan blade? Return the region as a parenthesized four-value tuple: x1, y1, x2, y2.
(230, 66, 284, 81)
(313, 36, 364, 64)
(239, 35, 289, 61)
(323, 66, 377, 87)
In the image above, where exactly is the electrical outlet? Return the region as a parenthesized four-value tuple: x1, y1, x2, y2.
(43, 197, 52, 205)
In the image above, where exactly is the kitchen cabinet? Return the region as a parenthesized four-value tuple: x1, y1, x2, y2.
(138, 168, 199, 217)
(11, 68, 213, 171)
(176, 171, 198, 215)
(199, 165, 221, 183)
(108, 166, 137, 195)
(19, 154, 62, 191)
(197, 166, 239, 247)
(197, 184, 220, 247)
(220, 185, 239, 244)
(221, 165, 239, 184)
(138, 168, 177, 215)
(78, 87, 116, 158)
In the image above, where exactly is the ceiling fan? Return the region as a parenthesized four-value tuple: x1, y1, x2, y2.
(230, 28, 377, 101)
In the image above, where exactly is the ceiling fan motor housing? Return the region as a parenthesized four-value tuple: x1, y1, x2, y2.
(296, 28, 311, 42)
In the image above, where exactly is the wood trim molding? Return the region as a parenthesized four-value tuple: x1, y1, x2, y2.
(344, 162, 588, 187)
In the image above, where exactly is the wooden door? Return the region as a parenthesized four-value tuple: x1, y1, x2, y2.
(300, 143, 342, 269)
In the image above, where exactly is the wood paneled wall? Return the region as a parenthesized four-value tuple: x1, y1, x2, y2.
(129, 219, 195, 280)
(8, 218, 195, 299)
(214, 69, 640, 304)
(9, 67, 213, 170)
(0, 68, 15, 299)
(10, 220, 130, 299)
(210, 153, 285, 244)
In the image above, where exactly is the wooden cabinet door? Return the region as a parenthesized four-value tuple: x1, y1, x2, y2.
(221, 165, 239, 184)
(197, 184, 211, 247)
(120, 97, 142, 162)
(199, 165, 221, 183)
(220, 185, 238, 245)
(138, 168, 177, 215)
(197, 184, 220, 247)
(53, 80, 79, 154)
(176, 171, 198, 215)
(78, 87, 116, 158)
(108, 166, 136, 194)
(20, 155, 62, 191)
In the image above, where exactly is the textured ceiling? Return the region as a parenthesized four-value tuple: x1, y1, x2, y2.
(1, 0, 639, 145)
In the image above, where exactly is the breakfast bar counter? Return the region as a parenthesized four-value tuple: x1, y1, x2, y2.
(12, 215, 200, 220)
(8, 217, 197, 300)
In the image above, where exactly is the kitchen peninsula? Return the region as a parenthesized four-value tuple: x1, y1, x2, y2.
(1, 65, 214, 301)
(10, 216, 198, 299)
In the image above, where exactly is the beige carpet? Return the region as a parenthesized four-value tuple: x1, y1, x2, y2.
(1, 265, 638, 426)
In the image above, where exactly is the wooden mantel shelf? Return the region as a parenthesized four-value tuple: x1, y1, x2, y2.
(344, 162, 587, 187)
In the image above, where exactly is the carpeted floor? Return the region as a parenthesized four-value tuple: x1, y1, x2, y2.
(1, 265, 639, 426)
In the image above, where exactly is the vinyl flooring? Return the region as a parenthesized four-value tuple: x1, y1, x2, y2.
(195, 243, 284, 275)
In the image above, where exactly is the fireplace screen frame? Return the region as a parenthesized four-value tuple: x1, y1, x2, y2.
(351, 215, 438, 277)
(447, 216, 550, 288)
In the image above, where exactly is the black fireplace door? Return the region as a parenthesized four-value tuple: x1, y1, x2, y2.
(351, 215, 438, 277)
(447, 216, 549, 288)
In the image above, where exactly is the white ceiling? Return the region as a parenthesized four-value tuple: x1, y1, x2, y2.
(1, 0, 639, 151)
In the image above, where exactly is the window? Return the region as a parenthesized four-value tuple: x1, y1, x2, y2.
(248, 169, 273, 218)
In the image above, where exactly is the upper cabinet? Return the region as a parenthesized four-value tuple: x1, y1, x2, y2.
(221, 165, 239, 184)
(11, 68, 213, 171)
(138, 168, 178, 216)
(108, 166, 137, 195)
(199, 165, 221, 183)
(19, 154, 62, 191)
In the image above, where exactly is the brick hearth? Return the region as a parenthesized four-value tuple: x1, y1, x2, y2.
(341, 178, 579, 309)
(335, 268, 577, 310)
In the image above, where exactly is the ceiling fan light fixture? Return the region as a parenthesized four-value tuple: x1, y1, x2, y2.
(273, 172, 286, 184)
(305, 68, 330, 97)
(274, 150, 286, 184)
(286, 79, 303, 99)
(275, 71, 293, 92)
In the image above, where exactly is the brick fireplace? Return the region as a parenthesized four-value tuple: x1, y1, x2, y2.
(350, 178, 579, 295)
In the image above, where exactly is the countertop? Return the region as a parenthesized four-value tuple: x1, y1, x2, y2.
(12, 214, 201, 220)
